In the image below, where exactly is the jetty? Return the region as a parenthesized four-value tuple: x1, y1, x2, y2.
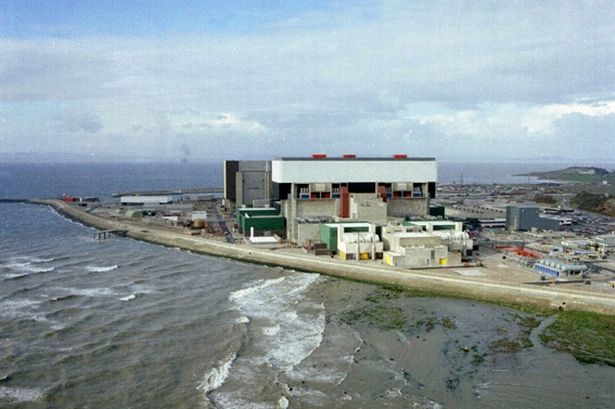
(0, 199, 30, 203)
(94, 229, 128, 240)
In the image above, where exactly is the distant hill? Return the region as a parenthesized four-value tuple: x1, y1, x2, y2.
(518, 167, 614, 183)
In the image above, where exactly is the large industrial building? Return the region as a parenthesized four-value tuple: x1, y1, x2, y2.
(224, 154, 438, 244)
(319, 223, 384, 261)
(223, 160, 275, 209)
(273, 155, 437, 244)
(381, 220, 473, 268)
(506, 204, 560, 232)
(222, 154, 450, 267)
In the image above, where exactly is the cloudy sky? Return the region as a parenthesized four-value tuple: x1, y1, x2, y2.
(1, 0, 614, 162)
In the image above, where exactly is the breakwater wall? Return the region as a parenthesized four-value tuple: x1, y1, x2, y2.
(31, 199, 615, 315)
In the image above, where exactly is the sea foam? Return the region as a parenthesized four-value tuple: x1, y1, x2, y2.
(230, 274, 324, 371)
(86, 265, 118, 273)
(3, 262, 55, 274)
(56, 287, 116, 297)
(0, 299, 46, 323)
(0, 386, 43, 402)
(208, 273, 323, 408)
(197, 352, 237, 400)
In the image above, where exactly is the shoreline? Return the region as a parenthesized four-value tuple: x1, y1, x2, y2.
(29, 199, 615, 316)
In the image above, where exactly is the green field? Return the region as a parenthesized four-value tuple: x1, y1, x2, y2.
(540, 310, 615, 366)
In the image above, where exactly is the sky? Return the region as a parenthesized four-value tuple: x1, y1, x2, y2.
(0, 0, 614, 162)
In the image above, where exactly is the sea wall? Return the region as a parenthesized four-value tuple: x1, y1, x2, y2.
(32, 199, 615, 315)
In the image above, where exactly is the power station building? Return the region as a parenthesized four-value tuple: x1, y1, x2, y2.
(223, 160, 275, 209)
(274, 155, 437, 243)
(224, 154, 437, 244)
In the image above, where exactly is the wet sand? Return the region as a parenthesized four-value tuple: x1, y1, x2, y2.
(301, 277, 615, 408)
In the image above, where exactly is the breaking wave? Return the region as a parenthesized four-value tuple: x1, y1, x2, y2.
(0, 386, 44, 402)
(229, 274, 325, 370)
(86, 265, 118, 273)
(55, 287, 116, 298)
(198, 352, 237, 404)
(0, 299, 46, 322)
(1, 256, 57, 278)
(3, 262, 55, 274)
(208, 273, 324, 408)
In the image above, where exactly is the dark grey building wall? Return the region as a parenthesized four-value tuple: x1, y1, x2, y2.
(225, 160, 276, 207)
(224, 161, 239, 201)
(506, 204, 559, 231)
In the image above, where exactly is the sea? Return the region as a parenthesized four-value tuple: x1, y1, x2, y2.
(1, 161, 614, 408)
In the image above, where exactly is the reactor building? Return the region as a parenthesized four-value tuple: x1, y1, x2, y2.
(224, 154, 438, 244)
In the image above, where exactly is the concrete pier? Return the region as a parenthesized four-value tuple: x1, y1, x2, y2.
(94, 229, 128, 240)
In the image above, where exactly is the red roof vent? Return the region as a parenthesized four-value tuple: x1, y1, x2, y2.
(392, 154, 408, 159)
(311, 153, 327, 159)
(342, 154, 356, 158)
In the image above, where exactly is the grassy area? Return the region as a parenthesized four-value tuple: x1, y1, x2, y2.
(534, 193, 557, 204)
(571, 191, 615, 217)
(362, 281, 558, 317)
(540, 310, 615, 366)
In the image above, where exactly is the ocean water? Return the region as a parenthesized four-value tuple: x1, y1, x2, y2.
(0, 162, 222, 200)
(1, 162, 614, 408)
(2, 160, 614, 200)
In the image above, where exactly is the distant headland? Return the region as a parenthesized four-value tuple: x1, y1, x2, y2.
(518, 167, 613, 184)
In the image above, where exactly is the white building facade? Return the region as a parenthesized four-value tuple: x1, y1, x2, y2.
(272, 155, 438, 243)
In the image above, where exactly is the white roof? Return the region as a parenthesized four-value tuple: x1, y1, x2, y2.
(272, 158, 437, 183)
(121, 195, 174, 203)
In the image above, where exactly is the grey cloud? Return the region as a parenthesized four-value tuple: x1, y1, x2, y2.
(52, 112, 104, 134)
(550, 112, 615, 157)
(1, 0, 614, 160)
(0, 41, 114, 101)
(2, 0, 613, 108)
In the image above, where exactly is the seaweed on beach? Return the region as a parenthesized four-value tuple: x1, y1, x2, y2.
(490, 312, 540, 352)
(540, 311, 615, 367)
(413, 316, 457, 332)
(340, 305, 407, 330)
(365, 286, 404, 303)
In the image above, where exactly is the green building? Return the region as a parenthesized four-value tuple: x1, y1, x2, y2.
(236, 207, 285, 236)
